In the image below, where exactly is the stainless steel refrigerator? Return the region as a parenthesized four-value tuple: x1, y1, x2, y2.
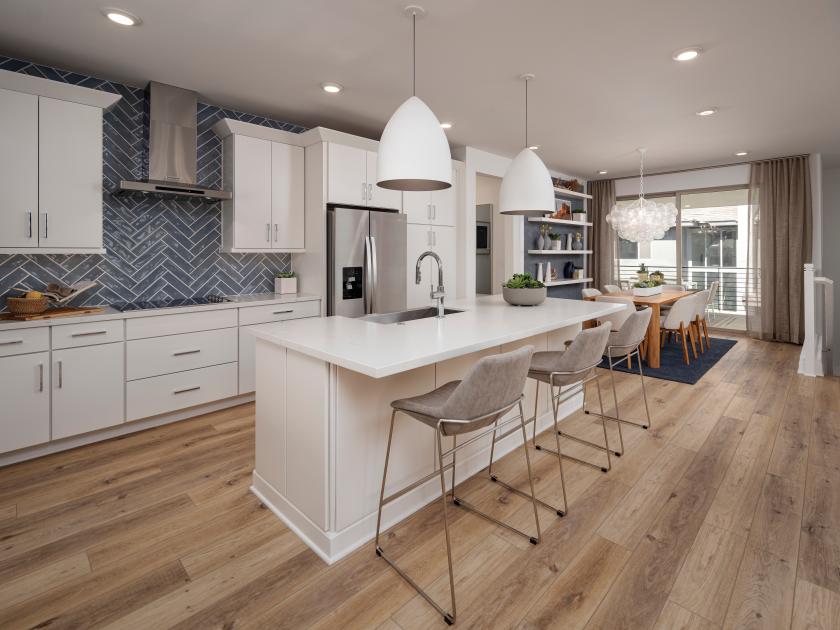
(327, 205, 407, 317)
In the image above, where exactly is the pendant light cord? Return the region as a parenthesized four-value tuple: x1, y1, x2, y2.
(524, 77, 529, 148)
(639, 149, 645, 201)
(412, 12, 416, 96)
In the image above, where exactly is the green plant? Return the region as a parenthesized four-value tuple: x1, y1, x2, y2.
(548, 232, 562, 241)
(571, 208, 586, 213)
(637, 263, 648, 273)
(504, 273, 545, 289)
(649, 270, 664, 280)
(275, 271, 296, 278)
(633, 280, 659, 288)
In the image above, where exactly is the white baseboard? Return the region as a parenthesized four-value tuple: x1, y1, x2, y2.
(252, 392, 581, 565)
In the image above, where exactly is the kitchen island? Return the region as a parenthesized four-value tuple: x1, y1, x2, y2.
(250, 295, 622, 563)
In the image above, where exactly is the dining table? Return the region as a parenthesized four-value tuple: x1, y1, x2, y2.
(584, 289, 696, 368)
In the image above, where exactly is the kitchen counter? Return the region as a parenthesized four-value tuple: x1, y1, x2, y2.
(0, 292, 321, 330)
(251, 295, 621, 564)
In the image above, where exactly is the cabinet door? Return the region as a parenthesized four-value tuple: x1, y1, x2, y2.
(38, 97, 102, 249)
(327, 143, 367, 206)
(271, 142, 305, 250)
(0, 89, 38, 248)
(402, 191, 431, 224)
(53, 343, 124, 439)
(239, 325, 260, 394)
(366, 151, 402, 211)
(406, 223, 434, 308)
(233, 135, 272, 249)
(0, 352, 50, 453)
(431, 225, 457, 300)
(430, 165, 457, 226)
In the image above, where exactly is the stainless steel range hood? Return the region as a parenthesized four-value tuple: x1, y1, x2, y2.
(117, 82, 231, 201)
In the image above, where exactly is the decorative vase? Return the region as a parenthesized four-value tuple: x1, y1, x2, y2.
(573, 212, 586, 222)
(571, 233, 584, 250)
(563, 261, 575, 279)
(536, 234, 545, 250)
(502, 286, 547, 306)
(637, 271, 649, 282)
(551, 239, 562, 251)
(275, 277, 298, 294)
(536, 263, 544, 283)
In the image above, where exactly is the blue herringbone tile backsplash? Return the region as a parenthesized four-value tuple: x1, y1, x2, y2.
(0, 56, 307, 309)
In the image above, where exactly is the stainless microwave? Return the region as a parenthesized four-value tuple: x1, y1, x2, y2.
(476, 221, 491, 254)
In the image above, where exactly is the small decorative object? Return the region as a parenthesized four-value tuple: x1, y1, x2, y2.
(502, 273, 546, 306)
(6, 294, 49, 316)
(553, 201, 572, 220)
(548, 232, 563, 250)
(571, 233, 584, 250)
(572, 208, 587, 222)
(536, 224, 549, 250)
(632, 280, 663, 296)
(535, 263, 545, 283)
(636, 263, 649, 282)
(553, 177, 582, 192)
(649, 270, 665, 283)
(563, 261, 575, 279)
(546, 262, 556, 281)
(274, 271, 297, 294)
(573, 267, 584, 280)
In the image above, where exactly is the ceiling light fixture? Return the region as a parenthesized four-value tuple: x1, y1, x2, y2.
(439, 122, 453, 129)
(696, 107, 718, 116)
(499, 74, 555, 216)
(103, 8, 140, 26)
(672, 47, 701, 62)
(321, 82, 342, 94)
(598, 170, 608, 175)
(735, 151, 748, 156)
(377, 6, 451, 191)
(528, 145, 539, 150)
(606, 148, 677, 243)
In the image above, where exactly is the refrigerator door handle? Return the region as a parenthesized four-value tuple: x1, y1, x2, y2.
(369, 235, 379, 313)
(364, 235, 373, 314)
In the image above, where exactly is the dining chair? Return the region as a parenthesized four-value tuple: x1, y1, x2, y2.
(581, 288, 602, 298)
(660, 294, 701, 364)
(706, 280, 720, 322)
(603, 284, 622, 294)
(376, 346, 540, 625)
(662, 283, 685, 292)
(692, 289, 712, 351)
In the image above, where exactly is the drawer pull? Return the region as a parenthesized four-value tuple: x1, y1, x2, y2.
(173, 349, 201, 357)
(173, 386, 200, 395)
(57, 360, 63, 388)
(273, 309, 294, 315)
(38, 363, 44, 392)
(70, 330, 108, 337)
(0, 339, 24, 346)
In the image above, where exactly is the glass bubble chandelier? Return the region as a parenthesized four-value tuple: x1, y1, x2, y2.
(606, 148, 677, 243)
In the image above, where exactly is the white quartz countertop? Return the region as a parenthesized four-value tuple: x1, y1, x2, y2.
(0, 293, 321, 331)
(251, 295, 622, 378)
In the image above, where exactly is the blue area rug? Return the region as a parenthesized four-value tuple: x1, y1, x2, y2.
(599, 337, 738, 385)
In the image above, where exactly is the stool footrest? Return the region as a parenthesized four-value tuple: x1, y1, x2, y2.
(489, 474, 565, 516)
(376, 545, 454, 622)
(535, 442, 609, 473)
(451, 495, 541, 542)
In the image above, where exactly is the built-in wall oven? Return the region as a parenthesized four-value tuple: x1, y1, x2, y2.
(476, 221, 491, 255)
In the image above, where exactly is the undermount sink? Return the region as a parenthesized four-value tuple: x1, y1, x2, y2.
(362, 306, 464, 324)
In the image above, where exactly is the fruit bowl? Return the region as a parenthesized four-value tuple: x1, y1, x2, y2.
(6, 296, 50, 316)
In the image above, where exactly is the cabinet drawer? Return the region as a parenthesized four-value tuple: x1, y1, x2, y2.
(239, 300, 320, 326)
(126, 362, 238, 421)
(0, 327, 49, 357)
(126, 309, 237, 340)
(52, 319, 124, 349)
(127, 328, 237, 381)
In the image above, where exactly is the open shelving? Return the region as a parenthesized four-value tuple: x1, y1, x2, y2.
(554, 187, 592, 201)
(528, 216, 592, 227)
(528, 249, 593, 255)
(543, 277, 593, 287)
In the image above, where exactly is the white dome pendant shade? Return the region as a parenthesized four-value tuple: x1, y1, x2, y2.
(499, 148, 555, 215)
(499, 74, 555, 216)
(377, 6, 452, 192)
(377, 95, 452, 191)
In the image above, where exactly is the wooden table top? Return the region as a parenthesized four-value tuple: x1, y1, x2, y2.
(583, 289, 696, 306)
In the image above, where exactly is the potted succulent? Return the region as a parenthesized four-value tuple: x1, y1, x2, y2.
(502, 273, 546, 306)
(274, 271, 297, 294)
(636, 263, 649, 282)
(649, 270, 665, 283)
(548, 232, 564, 250)
(632, 279, 663, 296)
(572, 208, 587, 222)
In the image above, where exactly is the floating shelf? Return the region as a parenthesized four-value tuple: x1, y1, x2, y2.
(528, 249, 593, 255)
(528, 217, 592, 227)
(554, 187, 592, 200)
(543, 277, 593, 286)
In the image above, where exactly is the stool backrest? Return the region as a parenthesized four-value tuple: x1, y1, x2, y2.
(608, 307, 652, 351)
(553, 323, 612, 373)
(595, 295, 634, 331)
(581, 288, 602, 298)
(442, 345, 534, 423)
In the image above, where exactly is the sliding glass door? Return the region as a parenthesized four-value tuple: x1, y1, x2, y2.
(614, 186, 749, 330)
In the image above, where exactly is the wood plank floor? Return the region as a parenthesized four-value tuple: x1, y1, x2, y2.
(1, 336, 839, 629)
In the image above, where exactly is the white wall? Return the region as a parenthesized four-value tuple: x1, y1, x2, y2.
(822, 164, 840, 373)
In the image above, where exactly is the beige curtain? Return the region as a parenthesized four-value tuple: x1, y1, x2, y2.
(746, 155, 812, 343)
(589, 179, 616, 291)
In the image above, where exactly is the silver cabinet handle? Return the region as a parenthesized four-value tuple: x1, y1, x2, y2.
(273, 309, 294, 315)
(173, 386, 200, 395)
(266, 223, 271, 242)
(368, 183, 373, 200)
(41, 212, 48, 239)
(427, 231, 433, 246)
(173, 349, 201, 356)
(427, 203, 432, 220)
(27, 211, 32, 239)
(362, 182, 366, 201)
(432, 204, 436, 220)
(70, 330, 108, 337)
(432, 230, 437, 246)
(38, 363, 44, 392)
(57, 360, 62, 388)
(274, 224, 278, 242)
(0, 339, 24, 346)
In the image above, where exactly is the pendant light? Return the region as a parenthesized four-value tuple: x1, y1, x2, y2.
(499, 74, 555, 216)
(377, 5, 452, 191)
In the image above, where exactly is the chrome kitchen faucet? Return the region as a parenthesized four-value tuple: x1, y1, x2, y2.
(415, 250, 445, 318)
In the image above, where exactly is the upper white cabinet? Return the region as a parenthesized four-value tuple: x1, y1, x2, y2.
(327, 143, 402, 211)
(220, 133, 305, 253)
(403, 163, 458, 226)
(0, 71, 120, 253)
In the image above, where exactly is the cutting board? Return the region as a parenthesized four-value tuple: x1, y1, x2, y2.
(0, 306, 105, 321)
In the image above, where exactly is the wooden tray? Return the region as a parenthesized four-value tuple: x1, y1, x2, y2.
(0, 306, 105, 321)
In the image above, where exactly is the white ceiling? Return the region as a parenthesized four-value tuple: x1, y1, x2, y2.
(1, 0, 839, 178)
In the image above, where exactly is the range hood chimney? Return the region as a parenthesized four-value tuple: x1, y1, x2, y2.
(118, 82, 231, 201)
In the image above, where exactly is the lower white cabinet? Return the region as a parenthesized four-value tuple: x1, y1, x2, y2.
(52, 342, 124, 440)
(0, 351, 50, 451)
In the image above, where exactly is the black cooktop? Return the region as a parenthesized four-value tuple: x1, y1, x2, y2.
(111, 295, 231, 312)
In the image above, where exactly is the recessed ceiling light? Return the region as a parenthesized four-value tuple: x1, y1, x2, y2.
(321, 82, 342, 94)
(439, 122, 453, 129)
(528, 145, 539, 151)
(103, 8, 141, 26)
(598, 170, 608, 175)
(735, 151, 748, 156)
(696, 107, 718, 116)
(672, 47, 702, 62)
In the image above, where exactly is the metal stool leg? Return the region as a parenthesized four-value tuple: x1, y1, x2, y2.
(375, 410, 397, 551)
(607, 361, 625, 457)
(585, 348, 652, 430)
(436, 431, 457, 625)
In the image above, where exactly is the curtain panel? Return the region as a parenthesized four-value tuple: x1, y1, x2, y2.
(746, 155, 812, 343)
(589, 179, 616, 291)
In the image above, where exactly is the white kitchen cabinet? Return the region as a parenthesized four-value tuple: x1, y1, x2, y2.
(52, 342, 124, 439)
(431, 225, 457, 299)
(0, 88, 38, 248)
(327, 143, 401, 211)
(0, 351, 50, 452)
(406, 223, 434, 309)
(38, 97, 103, 250)
(402, 164, 457, 226)
(221, 135, 304, 252)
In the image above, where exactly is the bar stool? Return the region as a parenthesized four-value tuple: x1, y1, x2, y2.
(586, 308, 653, 432)
(375, 345, 540, 625)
